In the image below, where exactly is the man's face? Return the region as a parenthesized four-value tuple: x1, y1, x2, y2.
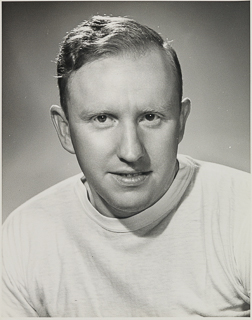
(55, 49, 190, 218)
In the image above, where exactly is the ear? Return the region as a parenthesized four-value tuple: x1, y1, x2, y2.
(178, 98, 191, 143)
(50, 105, 75, 154)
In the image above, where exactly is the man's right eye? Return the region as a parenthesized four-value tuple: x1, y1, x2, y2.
(92, 114, 115, 128)
(96, 115, 108, 123)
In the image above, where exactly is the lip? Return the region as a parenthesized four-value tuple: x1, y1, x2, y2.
(110, 171, 152, 187)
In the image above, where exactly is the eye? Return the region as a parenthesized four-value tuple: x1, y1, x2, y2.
(96, 115, 108, 123)
(144, 113, 157, 121)
(92, 114, 115, 128)
(140, 112, 162, 127)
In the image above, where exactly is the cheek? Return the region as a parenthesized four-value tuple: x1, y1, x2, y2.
(150, 141, 178, 166)
(144, 129, 179, 171)
(70, 128, 115, 166)
(145, 124, 179, 151)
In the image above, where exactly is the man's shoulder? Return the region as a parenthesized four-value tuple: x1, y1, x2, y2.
(196, 158, 249, 184)
(4, 173, 83, 226)
(178, 155, 250, 239)
(179, 154, 249, 181)
(178, 155, 250, 204)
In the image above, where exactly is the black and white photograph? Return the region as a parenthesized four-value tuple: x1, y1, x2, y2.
(2, 1, 250, 317)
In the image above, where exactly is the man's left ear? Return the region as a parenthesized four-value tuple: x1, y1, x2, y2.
(178, 98, 191, 143)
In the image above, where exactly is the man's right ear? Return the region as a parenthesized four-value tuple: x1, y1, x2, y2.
(50, 105, 75, 154)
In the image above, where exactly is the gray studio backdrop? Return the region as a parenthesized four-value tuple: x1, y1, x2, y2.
(3, 1, 250, 222)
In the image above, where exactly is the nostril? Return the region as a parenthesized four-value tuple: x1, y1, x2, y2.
(117, 127, 144, 163)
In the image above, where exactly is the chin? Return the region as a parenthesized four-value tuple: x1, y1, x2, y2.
(109, 200, 152, 218)
(111, 209, 142, 219)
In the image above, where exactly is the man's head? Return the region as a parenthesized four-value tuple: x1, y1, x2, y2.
(51, 15, 190, 218)
(56, 15, 183, 118)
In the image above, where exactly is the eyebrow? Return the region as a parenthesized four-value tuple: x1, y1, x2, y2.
(79, 109, 114, 121)
(142, 103, 173, 113)
(78, 101, 174, 119)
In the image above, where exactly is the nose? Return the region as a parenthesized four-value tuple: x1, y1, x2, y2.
(117, 122, 145, 163)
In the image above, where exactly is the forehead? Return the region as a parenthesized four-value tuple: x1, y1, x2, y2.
(67, 49, 178, 109)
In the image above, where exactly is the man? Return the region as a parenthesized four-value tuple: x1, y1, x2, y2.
(2, 15, 250, 317)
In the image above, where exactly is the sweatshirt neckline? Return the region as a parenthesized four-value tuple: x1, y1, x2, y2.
(75, 155, 196, 233)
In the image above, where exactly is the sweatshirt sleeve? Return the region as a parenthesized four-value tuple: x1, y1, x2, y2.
(2, 213, 39, 317)
(234, 212, 250, 299)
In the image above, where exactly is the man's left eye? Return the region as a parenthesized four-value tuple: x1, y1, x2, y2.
(144, 113, 157, 121)
(140, 113, 161, 127)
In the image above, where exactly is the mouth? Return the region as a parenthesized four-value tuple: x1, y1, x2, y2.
(110, 171, 152, 186)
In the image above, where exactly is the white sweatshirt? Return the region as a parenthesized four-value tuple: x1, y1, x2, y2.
(2, 155, 250, 317)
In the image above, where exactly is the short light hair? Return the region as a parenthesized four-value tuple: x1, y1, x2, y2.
(56, 15, 183, 117)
